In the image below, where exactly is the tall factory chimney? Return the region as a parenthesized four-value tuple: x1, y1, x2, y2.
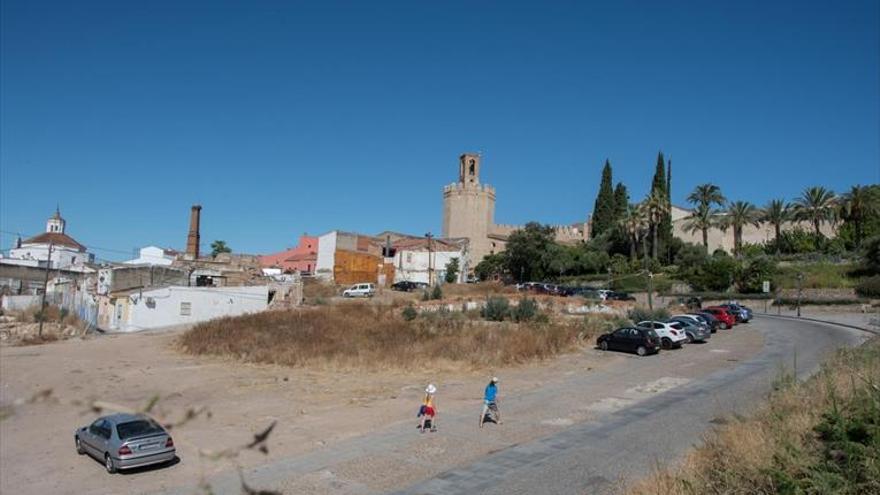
(186, 204, 202, 260)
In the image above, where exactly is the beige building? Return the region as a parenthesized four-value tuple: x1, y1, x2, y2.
(670, 205, 836, 252)
(442, 153, 589, 266)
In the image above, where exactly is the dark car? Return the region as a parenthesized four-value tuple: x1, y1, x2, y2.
(596, 326, 661, 356)
(691, 312, 720, 333)
(606, 291, 636, 301)
(391, 281, 423, 292)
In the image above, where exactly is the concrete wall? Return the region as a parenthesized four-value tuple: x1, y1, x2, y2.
(124, 246, 175, 266)
(315, 231, 338, 281)
(1, 294, 42, 311)
(393, 249, 467, 284)
(97, 265, 189, 295)
(110, 286, 269, 332)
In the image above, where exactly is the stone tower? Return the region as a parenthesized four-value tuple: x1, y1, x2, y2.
(46, 206, 66, 234)
(443, 153, 496, 266)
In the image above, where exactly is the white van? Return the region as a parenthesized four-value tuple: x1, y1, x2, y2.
(343, 283, 376, 298)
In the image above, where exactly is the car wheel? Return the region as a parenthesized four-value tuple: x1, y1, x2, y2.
(599, 341, 608, 351)
(636, 346, 647, 357)
(661, 337, 672, 350)
(104, 454, 117, 474)
(686, 334, 694, 343)
(720, 322, 728, 330)
(75, 437, 84, 455)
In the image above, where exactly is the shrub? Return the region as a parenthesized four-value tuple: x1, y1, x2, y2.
(855, 275, 880, 298)
(736, 256, 777, 293)
(481, 297, 510, 322)
(401, 305, 418, 321)
(512, 297, 539, 322)
(686, 253, 738, 292)
(626, 306, 670, 323)
(431, 284, 443, 300)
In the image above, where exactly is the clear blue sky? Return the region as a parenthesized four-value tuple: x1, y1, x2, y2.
(2, 0, 878, 260)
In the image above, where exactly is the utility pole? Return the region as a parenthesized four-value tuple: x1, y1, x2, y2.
(425, 232, 434, 286)
(647, 271, 654, 310)
(38, 242, 54, 338)
(796, 272, 803, 318)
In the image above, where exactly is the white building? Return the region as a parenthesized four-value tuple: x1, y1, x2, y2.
(392, 237, 469, 285)
(7, 208, 94, 268)
(124, 246, 177, 266)
(102, 285, 269, 332)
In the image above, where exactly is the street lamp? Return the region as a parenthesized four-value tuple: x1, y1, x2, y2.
(425, 232, 434, 286)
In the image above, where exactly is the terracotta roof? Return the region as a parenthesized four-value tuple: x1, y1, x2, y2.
(21, 232, 87, 251)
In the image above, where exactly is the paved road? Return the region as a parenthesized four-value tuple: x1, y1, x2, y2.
(394, 316, 869, 495)
(154, 316, 869, 495)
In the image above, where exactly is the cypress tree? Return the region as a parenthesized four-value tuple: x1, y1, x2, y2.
(613, 182, 629, 222)
(591, 160, 615, 238)
(649, 152, 668, 260)
(661, 158, 674, 259)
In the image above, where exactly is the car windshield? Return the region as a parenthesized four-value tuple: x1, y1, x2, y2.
(116, 419, 164, 440)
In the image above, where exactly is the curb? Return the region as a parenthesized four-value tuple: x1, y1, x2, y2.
(755, 312, 880, 336)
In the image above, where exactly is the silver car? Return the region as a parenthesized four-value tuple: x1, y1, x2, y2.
(75, 413, 176, 473)
(667, 318, 711, 343)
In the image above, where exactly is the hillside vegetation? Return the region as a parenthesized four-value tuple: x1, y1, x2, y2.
(629, 339, 880, 495)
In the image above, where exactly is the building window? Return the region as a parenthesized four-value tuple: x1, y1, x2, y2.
(407, 253, 413, 263)
(180, 302, 192, 316)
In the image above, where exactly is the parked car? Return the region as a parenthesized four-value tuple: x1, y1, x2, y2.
(596, 326, 661, 356)
(391, 281, 426, 292)
(75, 413, 176, 473)
(667, 317, 711, 343)
(720, 303, 753, 323)
(690, 312, 720, 333)
(703, 306, 736, 329)
(343, 283, 376, 298)
(636, 320, 689, 349)
(606, 291, 636, 301)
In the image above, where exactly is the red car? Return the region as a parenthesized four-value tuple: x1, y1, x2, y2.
(704, 307, 736, 329)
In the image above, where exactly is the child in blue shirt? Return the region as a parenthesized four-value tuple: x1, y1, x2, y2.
(479, 377, 502, 428)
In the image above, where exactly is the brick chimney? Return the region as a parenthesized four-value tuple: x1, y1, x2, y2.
(186, 205, 202, 260)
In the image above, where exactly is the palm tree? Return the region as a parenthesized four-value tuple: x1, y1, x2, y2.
(839, 185, 877, 247)
(619, 204, 648, 260)
(762, 199, 790, 251)
(720, 201, 761, 256)
(682, 205, 718, 251)
(643, 190, 670, 260)
(792, 186, 837, 247)
(685, 184, 726, 251)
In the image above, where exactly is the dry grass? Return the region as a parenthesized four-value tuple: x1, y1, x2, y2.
(628, 338, 880, 495)
(302, 278, 339, 303)
(441, 282, 517, 299)
(178, 305, 607, 370)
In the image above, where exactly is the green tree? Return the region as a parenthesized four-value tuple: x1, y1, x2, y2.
(682, 205, 717, 252)
(650, 152, 673, 261)
(505, 222, 557, 281)
(686, 183, 726, 250)
(839, 185, 879, 247)
(613, 182, 629, 224)
(443, 257, 460, 284)
(792, 186, 837, 247)
(643, 190, 669, 260)
(591, 160, 615, 238)
(761, 198, 790, 252)
(210, 240, 231, 257)
(474, 253, 507, 281)
(720, 201, 761, 257)
(619, 204, 647, 260)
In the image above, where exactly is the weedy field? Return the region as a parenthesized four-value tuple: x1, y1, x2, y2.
(629, 338, 880, 495)
(178, 304, 617, 370)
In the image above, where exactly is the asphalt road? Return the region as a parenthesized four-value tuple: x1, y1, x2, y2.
(393, 316, 870, 495)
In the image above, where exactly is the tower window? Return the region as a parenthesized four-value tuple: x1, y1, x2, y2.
(469, 160, 475, 175)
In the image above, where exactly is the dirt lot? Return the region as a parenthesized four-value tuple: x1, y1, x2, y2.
(0, 322, 764, 495)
